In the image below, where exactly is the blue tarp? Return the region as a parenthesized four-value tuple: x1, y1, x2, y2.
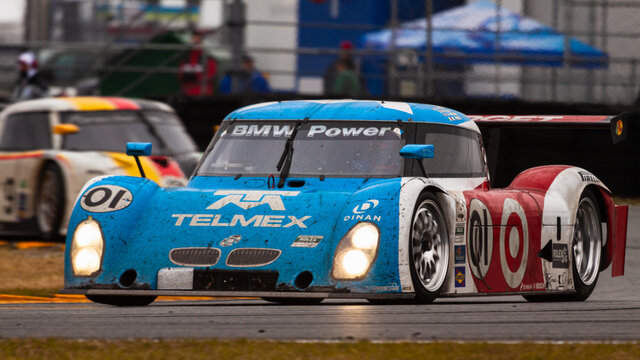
(361, 0, 608, 69)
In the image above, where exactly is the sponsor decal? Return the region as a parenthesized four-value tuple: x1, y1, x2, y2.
(173, 191, 311, 228)
(468, 199, 493, 280)
(81, 185, 133, 213)
(371, 284, 400, 292)
(616, 119, 623, 136)
(172, 214, 310, 228)
(499, 198, 529, 289)
(455, 224, 465, 236)
(558, 273, 567, 288)
(220, 235, 241, 247)
(17, 193, 27, 220)
(343, 214, 381, 222)
(231, 124, 399, 138)
(577, 171, 598, 183)
(552, 244, 569, 268)
(344, 199, 382, 222)
(207, 190, 299, 211)
(432, 105, 462, 122)
(291, 235, 323, 248)
(547, 273, 568, 290)
(455, 267, 466, 287)
(545, 273, 557, 290)
(353, 200, 379, 214)
(232, 124, 293, 137)
(520, 282, 545, 291)
(455, 245, 466, 264)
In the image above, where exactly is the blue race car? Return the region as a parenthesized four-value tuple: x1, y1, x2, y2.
(62, 100, 627, 306)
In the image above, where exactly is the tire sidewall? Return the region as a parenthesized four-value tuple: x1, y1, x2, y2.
(36, 162, 65, 240)
(571, 188, 601, 300)
(408, 192, 450, 303)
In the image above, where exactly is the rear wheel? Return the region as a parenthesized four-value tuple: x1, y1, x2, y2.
(261, 297, 323, 305)
(36, 163, 65, 241)
(86, 295, 157, 306)
(409, 193, 450, 304)
(523, 189, 602, 302)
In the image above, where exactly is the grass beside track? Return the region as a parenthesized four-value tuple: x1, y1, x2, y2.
(0, 245, 63, 297)
(0, 340, 638, 360)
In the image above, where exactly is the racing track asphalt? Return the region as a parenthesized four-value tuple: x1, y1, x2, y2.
(1, 208, 639, 341)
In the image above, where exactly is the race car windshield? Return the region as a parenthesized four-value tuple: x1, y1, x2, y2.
(197, 121, 405, 177)
(61, 111, 197, 155)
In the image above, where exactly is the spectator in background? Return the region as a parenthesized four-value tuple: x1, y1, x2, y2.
(323, 40, 355, 95)
(331, 59, 360, 98)
(12, 51, 48, 101)
(179, 31, 218, 96)
(219, 54, 270, 94)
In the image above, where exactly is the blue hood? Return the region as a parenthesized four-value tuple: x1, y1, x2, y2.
(65, 175, 404, 292)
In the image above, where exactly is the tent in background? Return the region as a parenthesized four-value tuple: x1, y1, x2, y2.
(361, 0, 608, 68)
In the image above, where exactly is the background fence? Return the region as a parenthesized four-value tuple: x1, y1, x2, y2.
(1, 0, 640, 105)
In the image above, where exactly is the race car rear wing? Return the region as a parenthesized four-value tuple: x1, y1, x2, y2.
(469, 113, 633, 196)
(469, 113, 628, 144)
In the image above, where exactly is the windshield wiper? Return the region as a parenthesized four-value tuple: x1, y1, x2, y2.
(276, 118, 306, 188)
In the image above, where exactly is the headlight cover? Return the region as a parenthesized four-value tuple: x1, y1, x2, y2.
(71, 217, 105, 277)
(331, 222, 380, 280)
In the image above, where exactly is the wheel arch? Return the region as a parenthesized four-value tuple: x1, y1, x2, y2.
(513, 166, 614, 274)
(398, 178, 457, 294)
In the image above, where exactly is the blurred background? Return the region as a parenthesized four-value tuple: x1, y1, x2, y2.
(1, 0, 639, 104)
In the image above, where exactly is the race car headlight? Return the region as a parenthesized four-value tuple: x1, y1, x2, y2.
(71, 217, 104, 277)
(331, 222, 379, 280)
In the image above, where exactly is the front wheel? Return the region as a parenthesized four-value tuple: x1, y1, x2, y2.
(409, 193, 450, 304)
(86, 295, 157, 306)
(523, 188, 602, 302)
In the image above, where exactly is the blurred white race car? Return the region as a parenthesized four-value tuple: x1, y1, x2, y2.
(0, 96, 199, 239)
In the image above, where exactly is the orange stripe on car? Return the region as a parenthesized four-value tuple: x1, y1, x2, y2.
(55, 154, 73, 171)
(106, 152, 161, 184)
(0, 151, 43, 161)
(62, 97, 117, 111)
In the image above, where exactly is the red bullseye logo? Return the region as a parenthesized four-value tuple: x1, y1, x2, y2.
(499, 198, 529, 289)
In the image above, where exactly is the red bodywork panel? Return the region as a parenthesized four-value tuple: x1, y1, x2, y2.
(612, 205, 628, 277)
(462, 189, 545, 293)
(463, 165, 628, 294)
(598, 189, 628, 277)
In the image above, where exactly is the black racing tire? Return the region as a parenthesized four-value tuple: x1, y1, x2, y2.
(86, 295, 157, 307)
(523, 188, 602, 302)
(261, 297, 324, 305)
(408, 192, 450, 304)
(35, 162, 65, 241)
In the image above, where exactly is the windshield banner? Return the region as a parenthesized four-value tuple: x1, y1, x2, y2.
(228, 123, 402, 140)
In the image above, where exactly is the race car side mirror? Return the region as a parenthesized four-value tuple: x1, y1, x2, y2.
(52, 123, 79, 135)
(126, 142, 152, 178)
(399, 144, 434, 159)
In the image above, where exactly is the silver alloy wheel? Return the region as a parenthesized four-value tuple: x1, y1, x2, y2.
(573, 196, 601, 286)
(37, 169, 61, 234)
(411, 199, 449, 292)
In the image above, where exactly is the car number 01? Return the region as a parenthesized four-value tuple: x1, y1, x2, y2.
(468, 199, 493, 281)
(81, 185, 133, 213)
